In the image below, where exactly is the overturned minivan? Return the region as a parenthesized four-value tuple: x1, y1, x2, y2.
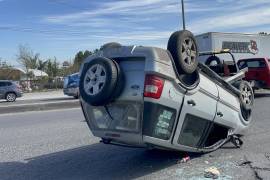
(79, 30, 254, 153)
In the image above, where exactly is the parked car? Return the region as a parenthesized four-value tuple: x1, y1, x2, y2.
(237, 58, 270, 90)
(78, 30, 254, 153)
(0, 80, 23, 102)
(63, 73, 79, 99)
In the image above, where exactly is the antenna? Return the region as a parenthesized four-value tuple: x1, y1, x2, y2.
(181, 0, 186, 30)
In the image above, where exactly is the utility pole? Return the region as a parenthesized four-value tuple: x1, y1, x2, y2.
(181, 0, 186, 30)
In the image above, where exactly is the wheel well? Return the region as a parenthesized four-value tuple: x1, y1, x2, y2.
(5, 92, 17, 98)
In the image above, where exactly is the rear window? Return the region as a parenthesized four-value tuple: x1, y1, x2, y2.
(238, 59, 266, 69)
(69, 74, 79, 82)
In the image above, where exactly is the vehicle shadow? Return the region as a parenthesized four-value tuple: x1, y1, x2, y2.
(0, 100, 9, 104)
(254, 92, 270, 98)
(0, 143, 201, 180)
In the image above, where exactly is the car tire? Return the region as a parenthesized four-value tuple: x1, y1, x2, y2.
(6, 92, 17, 102)
(239, 81, 254, 110)
(205, 56, 221, 66)
(79, 57, 123, 106)
(167, 30, 198, 74)
(111, 59, 125, 100)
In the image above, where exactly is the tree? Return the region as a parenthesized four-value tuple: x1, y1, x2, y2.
(17, 45, 39, 70)
(93, 49, 99, 54)
(84, 50, 92, 57)
(45, 57, 59, 78)
(45, 59, 53, 78)
(52, 57, 59, 77)
(73, 51, 84, 70)
(259, 32, 269, 35)
(73, 50, 93, 71)
(37, 60, 48, 72)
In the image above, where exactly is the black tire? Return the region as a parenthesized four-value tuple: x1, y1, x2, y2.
(6, 92, 16, 102)
(239, 81, 254, 110)
(111, 59, 125, 100)
(205, 56, 221, 66)
(79, 57, 120, 106)
(167, 30, 198, 74)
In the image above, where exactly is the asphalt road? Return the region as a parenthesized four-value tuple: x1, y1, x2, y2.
(0, 96, 79, 114)
(0, 94, 270, 180)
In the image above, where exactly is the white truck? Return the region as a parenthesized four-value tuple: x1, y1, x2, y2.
(196, 32, 270, 62)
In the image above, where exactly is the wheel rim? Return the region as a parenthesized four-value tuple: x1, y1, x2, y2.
(84, 64, 106, 96)
(7, 93, 15, 101)
(181, 38, 197, 66)
(241, 85, 252, 106)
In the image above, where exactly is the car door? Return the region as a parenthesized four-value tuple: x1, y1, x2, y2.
(214, 85, 240, 130)
(0, 82, 5, 98)
(172, 73, 218, 150)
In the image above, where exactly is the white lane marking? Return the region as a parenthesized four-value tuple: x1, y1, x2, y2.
(0, 107, 82, 117)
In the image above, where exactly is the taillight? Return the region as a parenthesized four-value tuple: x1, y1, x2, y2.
(144, 74, 164, 99)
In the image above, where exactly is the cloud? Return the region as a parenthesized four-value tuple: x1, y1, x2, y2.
(189, 5, 270, 34)
(43, 0, 215, 24)
(38, 0, 270, 49)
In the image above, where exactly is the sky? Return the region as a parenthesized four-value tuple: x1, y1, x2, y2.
(1, 0, 270, 66)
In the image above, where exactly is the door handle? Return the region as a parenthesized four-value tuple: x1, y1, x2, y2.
(187, 100, 196, 106)
(217, 112, 223, 117)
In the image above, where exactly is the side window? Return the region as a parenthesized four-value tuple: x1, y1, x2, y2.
(247, 59, 266, 68)
(239, 59, 266, 69)
(0, 82, 4, 87)
(238, 61, 247, 69)
(6, 82, 12, 86)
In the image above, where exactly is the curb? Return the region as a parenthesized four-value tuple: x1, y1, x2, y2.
(0, 100, 80, 114)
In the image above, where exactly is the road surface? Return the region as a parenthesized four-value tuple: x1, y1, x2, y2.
(0, 95, 270, 179)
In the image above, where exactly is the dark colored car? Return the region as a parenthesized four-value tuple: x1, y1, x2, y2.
(63, 73, 79, 98)
(0, 80, 23, 102)
(237, 58, 270, 89)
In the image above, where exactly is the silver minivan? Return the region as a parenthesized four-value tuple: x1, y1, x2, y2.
(79, 30, 254, 152)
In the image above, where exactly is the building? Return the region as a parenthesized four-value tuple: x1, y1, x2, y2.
(196, 32, 270, 62)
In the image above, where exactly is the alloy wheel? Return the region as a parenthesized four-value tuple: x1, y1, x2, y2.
(84, 64, 106, 96)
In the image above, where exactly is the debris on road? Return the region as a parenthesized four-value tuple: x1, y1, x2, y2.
(178, 155, 190, 163)
(204, 161, 209, 164)
(230, 135, 243, 148)
(238, 160, 251, 167)
(204, 167, 220, 179)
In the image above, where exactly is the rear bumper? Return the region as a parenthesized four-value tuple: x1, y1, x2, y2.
(63, 87, 79, 96)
